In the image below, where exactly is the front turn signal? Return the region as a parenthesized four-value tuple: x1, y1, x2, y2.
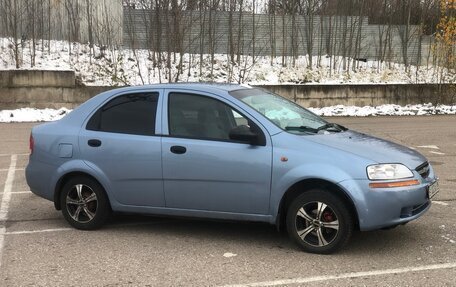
(369, 179, 420, 188)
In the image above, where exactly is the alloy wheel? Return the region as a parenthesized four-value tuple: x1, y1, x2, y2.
(295, 201, 339, 247)
(65, 184, 98, 223)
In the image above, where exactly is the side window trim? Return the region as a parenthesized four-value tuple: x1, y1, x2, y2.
(164, 90, 267, 146)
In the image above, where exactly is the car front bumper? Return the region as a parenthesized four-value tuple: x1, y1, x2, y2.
(338, 177, 436, 231)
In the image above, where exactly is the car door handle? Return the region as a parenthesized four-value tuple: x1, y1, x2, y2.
(88, 139, 102, 147)
(170, 145, 186, 154)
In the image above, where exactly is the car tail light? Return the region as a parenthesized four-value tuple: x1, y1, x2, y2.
(29, 134, 34, 155)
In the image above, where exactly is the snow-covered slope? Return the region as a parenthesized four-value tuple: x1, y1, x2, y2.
(1, 38, 454, 86)
(2, 38, 454, 122)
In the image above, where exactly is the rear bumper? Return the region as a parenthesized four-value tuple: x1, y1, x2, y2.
(25, 159, 55, 202)
(339, 178, 435, 231)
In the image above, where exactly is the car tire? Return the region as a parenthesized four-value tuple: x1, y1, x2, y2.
(60, 176, 111, 230)
(286, 189, 353, 254)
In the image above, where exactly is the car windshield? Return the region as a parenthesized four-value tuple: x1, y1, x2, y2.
(230, 88, 341, 134)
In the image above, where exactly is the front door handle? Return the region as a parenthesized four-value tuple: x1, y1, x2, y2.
(88, 139, 102, 147)
(170, 145, 186, 154)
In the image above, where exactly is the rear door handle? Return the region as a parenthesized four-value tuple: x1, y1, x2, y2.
(170, 145, 186, 154)
(88, 139, 102, 147)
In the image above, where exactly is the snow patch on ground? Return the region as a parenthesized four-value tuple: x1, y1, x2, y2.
(223, 252, 237, 258)
(0, 108, 71, 123)
(2, 104, 455, 123)
(309, 103, 456, 117)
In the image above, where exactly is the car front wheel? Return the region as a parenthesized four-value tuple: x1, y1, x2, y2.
(60, 176, 111, 230)
(286, 190, 353, 254)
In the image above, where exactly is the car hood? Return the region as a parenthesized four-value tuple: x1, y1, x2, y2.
(305, 130, 427, 170)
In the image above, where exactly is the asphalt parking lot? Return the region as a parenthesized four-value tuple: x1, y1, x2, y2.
(0, 116, 455, 286)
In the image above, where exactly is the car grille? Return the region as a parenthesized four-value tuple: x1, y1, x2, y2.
(416, 162, 430, 179)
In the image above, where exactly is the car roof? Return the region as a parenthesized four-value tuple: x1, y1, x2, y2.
(60, 83, 253, 123)
(123, 82, 252, 92)
(57, 82, 282, 135)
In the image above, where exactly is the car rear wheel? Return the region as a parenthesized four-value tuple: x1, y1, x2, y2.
(60, 176, 111, 230)
(286, 190, 353, 254)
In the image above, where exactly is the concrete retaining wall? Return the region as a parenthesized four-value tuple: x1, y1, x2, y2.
(0, 86, 112, 109)
(0, 70, 111, 109)
(0, 70, 75, 88)
(0, 70, 454, 109)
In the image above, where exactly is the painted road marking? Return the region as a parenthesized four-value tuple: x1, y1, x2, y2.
(11, 191, 31, 194)
(0, 155, 17, 268)
(0, 226, 4, 267)
(222, 262, 456, 287)
(0, 191, 31, 195)
(0, 153, 28, 157)
(0, 155, 17, 221)
(0, 168, 24, 172)
(417, 145, 440, 150)
(433, 201, 449, 206)
(1, 220, 179, 236)
(4, 228, 72, 235)
(429, 151, 445, 155)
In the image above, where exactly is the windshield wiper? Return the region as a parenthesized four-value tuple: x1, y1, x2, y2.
(285, 126, 319, 133)
(285, 123, 348, 134)
(317, 123, 348, 132)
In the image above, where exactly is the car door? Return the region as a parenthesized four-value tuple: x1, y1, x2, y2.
(162, 90, 273, 215)
(79, 91, 165, 207)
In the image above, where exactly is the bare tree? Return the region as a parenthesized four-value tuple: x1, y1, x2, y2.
(0, 0, 26, 68)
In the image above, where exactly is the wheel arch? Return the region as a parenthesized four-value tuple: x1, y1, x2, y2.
(54, 171, 109, 210)
(275, 178, 360, 231)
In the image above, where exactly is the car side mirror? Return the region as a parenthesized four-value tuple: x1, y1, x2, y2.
(229, 125, 259, 145)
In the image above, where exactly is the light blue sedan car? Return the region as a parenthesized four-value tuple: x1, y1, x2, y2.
(26, 83, 438, 253)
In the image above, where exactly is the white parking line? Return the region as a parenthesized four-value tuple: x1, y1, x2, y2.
(222, 262, 456, 287)
(0, 153, 28, 157)
(0, 191, 31, 196)
(429, 151, 445, 155)
(0, 155, 17, 221)
(0, 168, 24, 172)
(0, 155, 17, 268)
(417, 145, 440, 150)
(4, 228, 72, 235)
(11, 191, 31, 194)
(1, 220, 180, 236)
(433, 201, 449, 206)
(0, 226, 4, 265)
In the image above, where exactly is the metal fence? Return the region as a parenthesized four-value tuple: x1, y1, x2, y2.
(0, 2, 434, 66)
(0, 0, 123, 46)
(123, 9, 432, 65)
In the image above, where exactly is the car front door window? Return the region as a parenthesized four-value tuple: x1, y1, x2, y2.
(168, 93, 257, 142)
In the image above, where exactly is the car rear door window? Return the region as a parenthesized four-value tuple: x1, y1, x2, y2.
(87, 93, 159, 136)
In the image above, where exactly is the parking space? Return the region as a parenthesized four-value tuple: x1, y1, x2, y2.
(0, 118, 455, 286)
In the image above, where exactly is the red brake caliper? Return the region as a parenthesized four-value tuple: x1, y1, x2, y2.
(323, 211, 334, 222)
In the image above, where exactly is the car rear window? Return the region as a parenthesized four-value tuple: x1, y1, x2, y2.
(87, 93, 159, 136)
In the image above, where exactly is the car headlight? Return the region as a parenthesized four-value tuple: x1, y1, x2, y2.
(367, 164, 414, 180)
